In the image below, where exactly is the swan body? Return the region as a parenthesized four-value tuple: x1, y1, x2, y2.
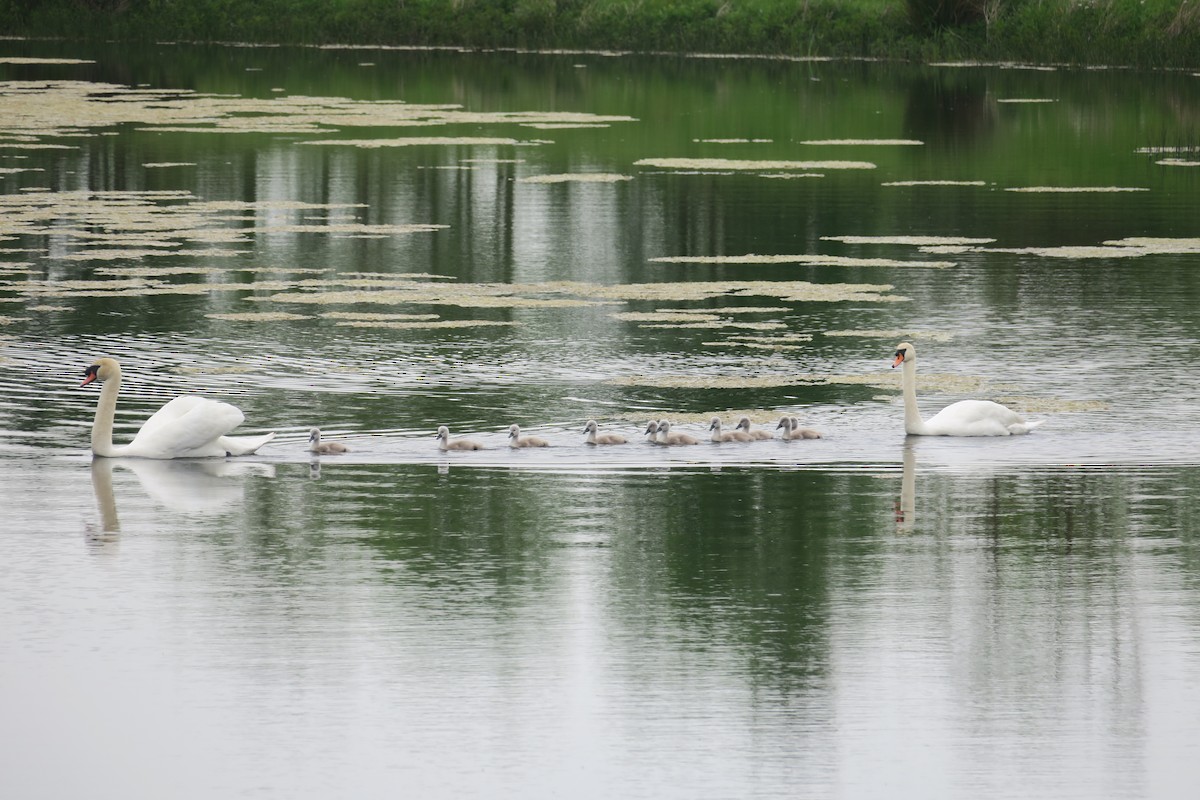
(709, 416, 751, 442)
(309, 427, 348, 454)
(584, 420, 626, 445)
(508, 424, 549, 448)
(735, 416, 772, 441)
(892, 342, 1044, 436)
(437, 425, 484, 451)
(657, 420, 699, 446)
(778, 416, 822, 440)
(81, 358, 275, 459)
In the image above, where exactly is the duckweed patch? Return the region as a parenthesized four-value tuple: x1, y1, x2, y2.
(634, 158, 876, 171)
(517, 173, 633, 183)
(651, 253, 956, 268)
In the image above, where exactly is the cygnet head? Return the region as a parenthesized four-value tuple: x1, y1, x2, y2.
(436, 425, 450, 441)
(508, 424, 521, 439)
(893, 341, 915, 368)
(81, 357, 120, 387)
(644, 420, 659, 437)
(584, 420, 599, 433)
(776, 416, 792, 431)
(709, 416, 722, 431)
(309, 427, 322, 443)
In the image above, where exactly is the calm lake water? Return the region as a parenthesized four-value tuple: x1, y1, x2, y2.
(2, 41, 1200, 799)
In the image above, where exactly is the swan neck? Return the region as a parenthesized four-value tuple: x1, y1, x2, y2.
(91, 373, 121, 457)
(900, 359, 928, 435)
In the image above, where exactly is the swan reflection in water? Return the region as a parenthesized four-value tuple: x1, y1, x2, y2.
(896, 439, 917, 533)
(89, 457, 276, 536)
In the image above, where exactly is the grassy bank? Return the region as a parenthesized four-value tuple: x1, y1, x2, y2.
(2, 0, 1199, 68)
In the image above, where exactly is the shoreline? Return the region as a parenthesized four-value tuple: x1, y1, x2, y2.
(1, 1, 1199, 70)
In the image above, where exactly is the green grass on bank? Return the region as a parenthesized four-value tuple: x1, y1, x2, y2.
(2, 0, 1199, 67)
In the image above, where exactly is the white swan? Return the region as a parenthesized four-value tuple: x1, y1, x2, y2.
(892, 341, 1044, 436)
(437, 425, 484, 451)
(309, 427, 348, 454)
(81, 358, 275, 458)
(709, 416, 751, 442)
(508, 424, 549, 448)
(584, 420, 627, 445)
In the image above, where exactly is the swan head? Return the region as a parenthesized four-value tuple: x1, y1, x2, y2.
(508, 424, 520, 439)
(893, 342, 915, 368)
(308, 427, 321, 443)
(436, 425, 449, 440)
(708, 416, 721, 431)
(644, 421, 658, 436)
(584, 420, 598, 433)
(735, 416, 752, 431)
(81, 357, 120, 387)
(776, 416, 791, 430)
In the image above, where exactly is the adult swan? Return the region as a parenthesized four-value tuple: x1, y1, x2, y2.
(892, 342, 1044, 436)
(81, 358, 276, 458)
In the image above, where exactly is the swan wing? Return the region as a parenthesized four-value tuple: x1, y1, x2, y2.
(128, 396, 247, 457)
(924, 400, 1035, 437)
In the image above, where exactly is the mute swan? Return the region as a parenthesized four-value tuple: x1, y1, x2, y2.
(437, 425, 484, 451)
(309, 427, 348, 454)
(657, 420, 699, 445)
(709, 416, 752, 442)
(508, 424, 549, 448)
(644, 420, 662, 443)
(778, 416, 822, 440)
(735, 416, 772, 441)
(584, 420, 627, 445)
(892, 341, 1044, 436)
(81, 358, 275, 459)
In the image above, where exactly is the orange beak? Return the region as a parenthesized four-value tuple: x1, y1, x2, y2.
(891, 353, 904, 369)
(80, 374, 96, 387)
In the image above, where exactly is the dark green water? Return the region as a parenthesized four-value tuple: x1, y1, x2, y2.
(2, 41, 1199, 799)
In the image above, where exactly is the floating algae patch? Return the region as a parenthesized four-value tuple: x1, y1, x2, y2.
(300, 137, 529, 148)
(517, 173, 633, 184)
(800, 139, 923, 146)
(520, 123, 610, 129)
(143, 162, 196, 168)
(0, 58, 95, 65)
(695, 138, 774, 144)
(639, 320, 787, 330)
(821, 235, 994, 246)
(607, 374, 821, 389)
(1157, 158, 1200, 167)
(1006, 186, 1149, 193)
(651, 253, 955, 268)
(256, 223, 447, 235)
(28, 304, 71, 312)
(0, 315, 28, 325)
(992, 396, 1109, 413)
(882, 180, 987, 187)
(205, 311, 313, 322)
(704, 340, 808, 350)
(825, 329, 954, 342)
(1102, 237, 1200, 252)
(319, 311, 440, 321)
(611, 311, 723, 323)
(995, 98, 1057, 103)
(760, 173, 825, 179)
(334, 319, 519, 330)
(634, 158, 876, 171)
(728, 332, 813, 342)
(0, 167, 45, 174)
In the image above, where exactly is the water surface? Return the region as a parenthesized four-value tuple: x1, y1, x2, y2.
(2, 42, 1200, 799)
